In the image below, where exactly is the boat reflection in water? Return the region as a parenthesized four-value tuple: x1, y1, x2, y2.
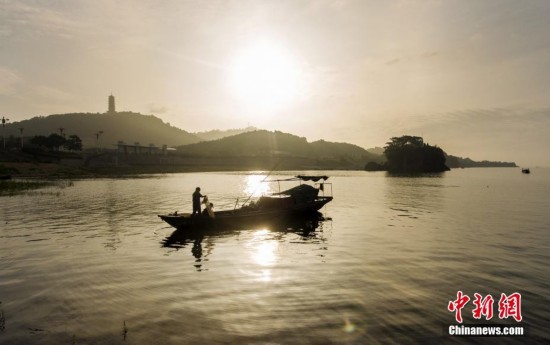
(161, 212, 330, 271)
(159, 175, 333, 271)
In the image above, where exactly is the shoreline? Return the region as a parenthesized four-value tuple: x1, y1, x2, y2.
(1, 161, 522, 181)
(0, 161, 364, 179)
(0, 150, 368, 178)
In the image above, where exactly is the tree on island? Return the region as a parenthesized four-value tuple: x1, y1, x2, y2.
(383, 135, 449, 173)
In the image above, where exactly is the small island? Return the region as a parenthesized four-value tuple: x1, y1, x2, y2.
(365, 136, 450, 173)
(364, 135, 517, 173)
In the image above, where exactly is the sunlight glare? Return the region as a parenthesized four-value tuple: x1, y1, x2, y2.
(343, 316, 356, 333)
(229, 40, 304, 111)
(244, 174, 270, 198)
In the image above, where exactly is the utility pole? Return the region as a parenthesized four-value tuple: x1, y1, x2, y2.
(1, 116, 9, 151)
(96, 131, 104, 152)
(58, 128, 66, 151)
(19, 127, 24, 149)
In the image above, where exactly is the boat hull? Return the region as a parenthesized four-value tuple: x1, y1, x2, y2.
(159, 196, 332, 230)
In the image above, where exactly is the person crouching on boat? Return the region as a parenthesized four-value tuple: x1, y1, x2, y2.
(192, 187, 204, 217)
(202, 196, 216, 218)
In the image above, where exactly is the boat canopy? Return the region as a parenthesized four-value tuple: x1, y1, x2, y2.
(296, 175, 329, 182)
(274, 184, 319, 203)
(265, 175, 329, 183)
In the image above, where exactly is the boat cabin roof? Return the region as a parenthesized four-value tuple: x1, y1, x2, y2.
(265, 175, 329, 183)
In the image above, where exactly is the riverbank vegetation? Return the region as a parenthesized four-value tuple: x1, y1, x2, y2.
(0, 179, 55, 196)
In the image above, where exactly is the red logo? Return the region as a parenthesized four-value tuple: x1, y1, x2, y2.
(472, 293, 494, 320)
(448, 292, 522, 323)
(448, 291, 470, 323)
(498, 293, 522, 322)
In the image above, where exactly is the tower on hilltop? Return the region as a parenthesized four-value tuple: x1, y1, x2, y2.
(108, 94, 116, 114)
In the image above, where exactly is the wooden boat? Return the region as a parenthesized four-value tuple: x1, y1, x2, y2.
(158, 175, 333, 230)
(162, 212, 326, 248)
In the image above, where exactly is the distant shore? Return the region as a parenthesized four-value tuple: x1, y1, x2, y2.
(0, 148, 369, 178)
(1, 148, 519, 180)
(0, 159, 363, 179)
(1, 160, 521, 180)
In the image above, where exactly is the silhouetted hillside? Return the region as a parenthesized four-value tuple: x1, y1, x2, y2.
(4, 112, 201, 148)
(309, 139, 375, 160)
(176, 130, 382, 169)
(446, 155, 517, 168)
(367, 146, 385, 155)
(194, 126, 258, 141)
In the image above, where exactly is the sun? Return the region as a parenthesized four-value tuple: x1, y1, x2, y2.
(229, 40, 304, 111)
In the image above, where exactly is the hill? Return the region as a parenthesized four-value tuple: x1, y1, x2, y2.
(446, 155, 517, 168)
(366, 146, 385, 155)
(3, 112, 201, 149)
(176, 130, 382, 169)
(194, 126, 258, 141)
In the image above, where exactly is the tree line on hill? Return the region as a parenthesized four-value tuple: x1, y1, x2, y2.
(1, 133, 82, 152)
(445, 155, 516, 168)
(194, 126, 258, 141)
(3, 112, 200, 149)
(29, 133, 83, 151)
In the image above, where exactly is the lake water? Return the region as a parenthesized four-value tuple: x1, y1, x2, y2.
(1, 168, 549, 344)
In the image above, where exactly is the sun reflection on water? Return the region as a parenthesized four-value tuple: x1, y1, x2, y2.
(253, 241, 278, 267)
(251, 229, 278, 267)
(242, 229, 280, 282)
(259, 269, 271, 282)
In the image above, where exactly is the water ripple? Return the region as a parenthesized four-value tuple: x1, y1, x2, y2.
(1, 170, 549, 344)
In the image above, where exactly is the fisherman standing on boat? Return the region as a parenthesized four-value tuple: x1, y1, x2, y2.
(192, 187, 204, 217)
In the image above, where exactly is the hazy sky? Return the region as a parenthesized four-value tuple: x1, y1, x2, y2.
(1, 0, 550, 166)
